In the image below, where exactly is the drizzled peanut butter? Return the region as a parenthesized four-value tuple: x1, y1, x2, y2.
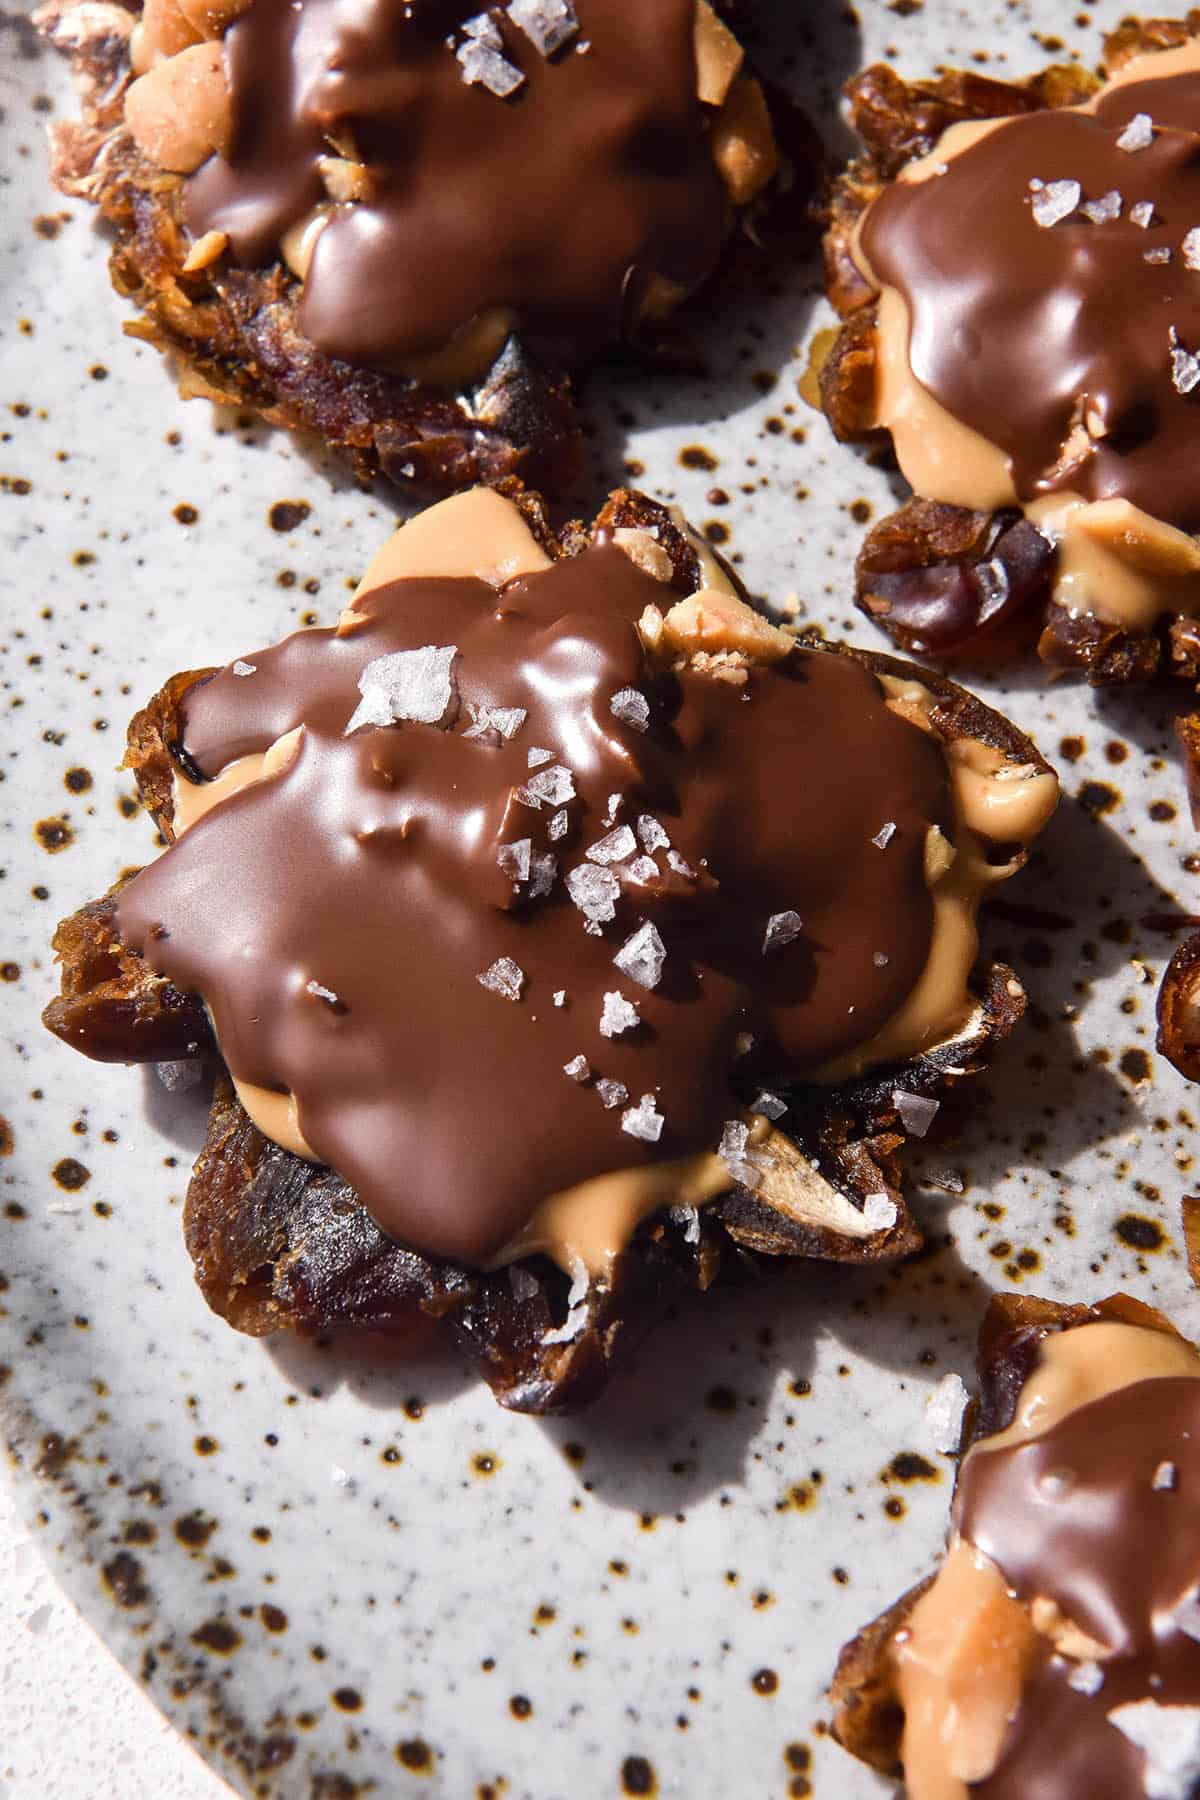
(856, 42, 1200, 632)
(894, 1316, 1200, 1799)
(115, 491, 1053, 1273)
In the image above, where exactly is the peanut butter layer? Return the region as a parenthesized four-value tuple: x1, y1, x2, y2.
(112, 491, 1053, 1271)
(184, 0, 727, 372)
(894, 1317, 1200, 1800)
(853, 41, 1200, 634)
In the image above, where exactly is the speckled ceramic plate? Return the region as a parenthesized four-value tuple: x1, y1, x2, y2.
(5, 3, 1200, 1796)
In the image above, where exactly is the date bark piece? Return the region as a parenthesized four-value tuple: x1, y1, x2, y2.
(829, 1290, 1184, 1774)
(41, 497, 1050, 1413)
(824, 19, 1200, 683)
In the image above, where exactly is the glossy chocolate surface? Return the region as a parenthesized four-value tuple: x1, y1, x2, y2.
(187, 0, 725, 370)
(861, 68, 1200, 531)
(115, 545, 951, 1265)
(957, 1372, 1200, 1797)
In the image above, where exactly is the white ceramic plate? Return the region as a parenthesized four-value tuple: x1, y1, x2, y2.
(3, 3, 1200, 1795)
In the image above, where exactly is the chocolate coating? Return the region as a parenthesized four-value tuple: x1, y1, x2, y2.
(955, 1374, 1200, 1798)
(861, 67, 1200, 531)
(187, 0, 725, 371)
(114, 544, 953, 1266)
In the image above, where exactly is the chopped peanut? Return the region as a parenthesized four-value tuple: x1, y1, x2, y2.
(693, 0, 744, 106)
(711, 77, 779, 207)
(661, 588, 794, 665)
(181, 228, 228, 272)
(125, 42, 232, 173)
(612, 528, 674, 584)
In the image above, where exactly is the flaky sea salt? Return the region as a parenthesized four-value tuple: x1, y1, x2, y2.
(517, 764, 576, 808)
(752, 1091, 787, 1121)
(874, 951, 890, 968)
(587, 825, 637, 865)
(1154, 1461, 1178, 1491)
(600, 990, 641, 1038)
(528, 852, 557, 899)
(622, 1093, 665, 1143)
(893, 1089, 939, 1138)
(862, 1191, 899, 1231)
(1173, 1590, 1200, 1643)
(1030, 178, 1081, 227)
(1108, 1700, 1200, 1799)
(463, 701, 526, 743)
(463, 10, 503, 47)
(718, 1120, 773, 1186)
(345, 644, 457, 734)
(540, 1252, 592, 1344)
(553, 989, 566, 1007)
(567, 863, 620, 924)
(671, 1204, 702, 1244)
(478, 957, 525, 1001)
(625, 856, 659, 884)
(232, 659, 256, 677)
(527, 745, 554, 768)
(1131, 199, 1156, 228)
(456, 35, 525, 96)
(306, 979, 340, 1006)
(667, 849, 695, 879)
(563, 1054, 591, 1082)
(507, 0, 578, 55)
(871, 822, 897, 850)
(497, 838, 533, 884)
(596, 1078, 629, 1109)
(1184, 229, 1200, 271)
(1118, 112, 1155, 152)
(610, 687, 650, 732)
(548, 809, 569, 842)
(762, 910, 803, 954)
(1146, 247, 1174, 265)
(637, 814, 671, 854)
(1170, 328, 1200, 396)
(1068, 1661, 1106, 1697)
(1082, 189, 1123, 223)
(614, 922, 667, 990)
(924, 1372, 969, 1455)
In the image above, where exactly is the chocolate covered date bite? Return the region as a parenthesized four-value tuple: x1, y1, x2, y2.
(44, 486, 1057, 1412)
(812, 15, 1200, 685)
(831, 1292, 1200, 1799)
(35, 0, 786, 494)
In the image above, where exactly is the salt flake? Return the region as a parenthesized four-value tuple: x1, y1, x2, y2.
(1131, 199, 1156, 228)
(563, 1054, 591, 1083)
(527, 851, 557, 899)
(1108, 1700, 1200, 1799)
(548, 809, 569, 842)
(345, 644, 457, 734)
(625, 855, 659, 884)
(610, 687, 650, 732)
(232, 659, 256, 677)
(622, 1093, 665, 1143)
(862, 1190, 898, 1231)
(1030, 178, 1081, 228)
(464, 701, 527, 743)
(637, 814, 671, 854)
(763, 910, 803, 954)
(596, 1077, 629, 1110)
(517, 764, 576, 808)
(566, 863, 620, 924)
(718, 1121, 773, 1186)
(456, 36, 525, 96)
(600, 990, 641, 1038)
(613, 921, 667, 991)
(925, 1372, 969, 1456)
(527, 745, 554, 768)
(1068, 1661, 1106, 1697)
(871, 822, 897, 851)
(1117, 112, 1155, 152)
(497, 838, 533, 884)
(1170, 328, 1200, 396)
(587, 825, 637, 865)
(508, 0, 578, 56)
(306, 979, 340, 1006)
(1081, 189, 1123, 223)
(1154, 1461, 1178, 1491)
(752, 1090, 787, 1121)
(478, 957, 525, 1001)
(893, 1089, 939, 1138)
(1184, 229, 1200, 272)
(976, 557, 1011, 624)
(671, 1204, 702, 1244)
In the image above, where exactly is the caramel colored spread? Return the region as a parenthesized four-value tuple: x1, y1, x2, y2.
(115, 492, 1051, 1272)
(185, 0, 726, 373)
(857, 43, 1200, 630)
(894, 1319, 1200, 1800)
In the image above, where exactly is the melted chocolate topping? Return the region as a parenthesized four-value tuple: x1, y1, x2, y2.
(186, 0, 725, 370)
(861, 66, 1200, 532)
(954, 1373, 1200, 1798)
(115, 544, 951, 1266)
